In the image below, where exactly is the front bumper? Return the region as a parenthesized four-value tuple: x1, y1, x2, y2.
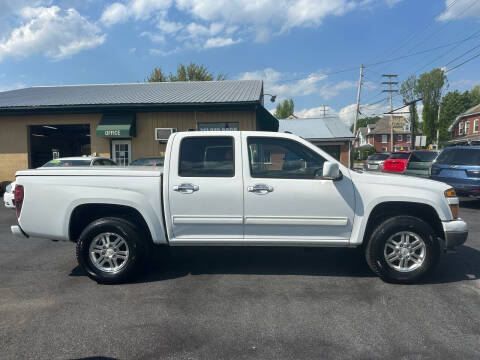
(442, 218, 468, 249)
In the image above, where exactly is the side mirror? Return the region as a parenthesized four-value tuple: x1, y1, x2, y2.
(321, 161, 341, 180)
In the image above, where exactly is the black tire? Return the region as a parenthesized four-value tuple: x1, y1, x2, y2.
(76, 217, 147, 284)
(365, 215, 441, 284)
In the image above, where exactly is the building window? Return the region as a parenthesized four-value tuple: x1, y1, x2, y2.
(406, 134, 411, 143)
(397, 134, 403, 142)
(382, 147, 388, 152)
(459, 122, 464, 135)
(465, 120, 470, 135)
(381, 135, 387, 143)
(475, 119, 479, 133)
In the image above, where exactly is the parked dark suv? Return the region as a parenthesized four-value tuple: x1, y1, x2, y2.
(429, 146, 480, 197)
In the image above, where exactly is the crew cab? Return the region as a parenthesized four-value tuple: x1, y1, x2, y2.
(11, 131, 468, 284)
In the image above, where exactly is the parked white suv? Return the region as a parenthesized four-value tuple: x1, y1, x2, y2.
(3, 181, 15, 209)
(11, 131, 468, 284)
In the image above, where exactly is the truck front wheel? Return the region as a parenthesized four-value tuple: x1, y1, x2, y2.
(365, 216, 441, 284)
(76, 217, 147, 284)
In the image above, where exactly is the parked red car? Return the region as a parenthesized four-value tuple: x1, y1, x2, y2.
(382, 151, 412, 173)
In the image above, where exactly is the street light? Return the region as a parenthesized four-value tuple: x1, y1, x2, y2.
(264, 93, 277, 102)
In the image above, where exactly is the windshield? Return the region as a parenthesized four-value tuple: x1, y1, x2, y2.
(389, 153, 410, 159)
(435, 148, 480, 166)
(42, 159, 91, 167)
(409, 151, 438, 162)
(130, 158, 164, 166)
(367, 154, 390, 161)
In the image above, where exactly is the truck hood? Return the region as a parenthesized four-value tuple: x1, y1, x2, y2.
(350, 169, 450, 193)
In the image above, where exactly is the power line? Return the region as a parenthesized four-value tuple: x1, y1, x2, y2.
(377, 0, 461, 61)
(366, 30, 480, 68)
(446, 50, 480, 73)
(405, 0, 477, 55)
(444, 42, 480, 67)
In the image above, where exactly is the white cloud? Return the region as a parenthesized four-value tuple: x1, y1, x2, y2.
(157, 18, 183, 33)
(100, 3, 129, 26)
(176, 0, 357, 42)
(237, 68, 356, 101)
(295, 101, 391, 126)
(0, 6, 105, 61)
(204, 36, 239, 48)
(436, 0, 480, 21)
(140, 31, 165, 43)
(148, 47, 180, 56)
(0, 0, 48, 17)
(100, 0, 172, 26)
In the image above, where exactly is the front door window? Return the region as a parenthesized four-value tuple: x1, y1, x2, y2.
(112, 140, 131, 166)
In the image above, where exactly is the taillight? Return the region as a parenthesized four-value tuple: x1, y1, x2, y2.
(14, 185, 24, 218)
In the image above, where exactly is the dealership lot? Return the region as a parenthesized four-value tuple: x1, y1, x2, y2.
(1, 203, 480, 360)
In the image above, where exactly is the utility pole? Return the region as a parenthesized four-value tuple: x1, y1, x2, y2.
(382, 74, 398, 152)
(436, 99, 443, 150)
(351, 64, 364, 169)
(404, 98, 422, 150)
(320, 105, 328, 117)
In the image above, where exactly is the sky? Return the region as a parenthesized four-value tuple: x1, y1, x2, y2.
(1, 0, 480, 126)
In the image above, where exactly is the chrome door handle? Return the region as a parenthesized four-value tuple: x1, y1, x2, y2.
(173, 183, 199, 193)
(247, 184, 273, 193)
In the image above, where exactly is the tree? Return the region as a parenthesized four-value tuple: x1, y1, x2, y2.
(400, 75, 421, 134)
(468, 85, 480, 107)
(146, 62, 227, 82)
(438, 90, 471, 142)
(274, 98, 294, 119)
(415, 68, 447, 144)
(350, 116, 380, 133)
(146, 67, 167, 82)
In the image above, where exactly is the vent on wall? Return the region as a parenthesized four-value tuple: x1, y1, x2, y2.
(155, 128, 177, 141)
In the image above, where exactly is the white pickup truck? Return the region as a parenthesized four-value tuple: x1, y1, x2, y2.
(11, 131, 468, 284)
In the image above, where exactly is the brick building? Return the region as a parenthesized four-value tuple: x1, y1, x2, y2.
(447, 103, 480, 146)
(355, 115, 413, 153)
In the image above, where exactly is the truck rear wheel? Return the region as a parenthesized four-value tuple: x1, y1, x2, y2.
(76, 217, 147, 284)
(365, 215, 441, 284)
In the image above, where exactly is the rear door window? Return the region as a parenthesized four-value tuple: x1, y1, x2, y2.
(389, 153, 410, 159)
(179, 137, 234, 177)
(409, 151, 438, 162)
(436, 149, 480, 166)
(367, 154, 390, 161)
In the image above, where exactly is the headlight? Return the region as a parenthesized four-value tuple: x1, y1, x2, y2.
(444, 188, 459, 219)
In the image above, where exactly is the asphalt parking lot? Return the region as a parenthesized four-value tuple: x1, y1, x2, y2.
(1, 202, 480, 360)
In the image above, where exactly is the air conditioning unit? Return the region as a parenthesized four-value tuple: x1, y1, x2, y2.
(155, 128, 177, 141)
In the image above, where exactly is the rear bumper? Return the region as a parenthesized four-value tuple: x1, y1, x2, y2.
(11, 225, 29, 239)
(442, 219, 468, 249)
